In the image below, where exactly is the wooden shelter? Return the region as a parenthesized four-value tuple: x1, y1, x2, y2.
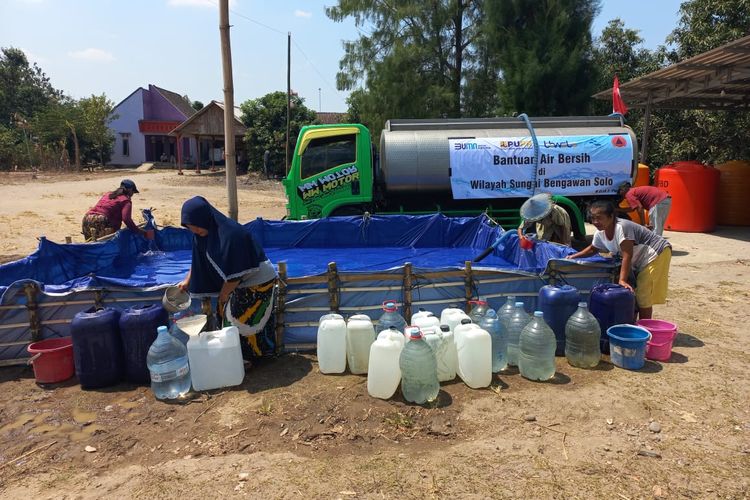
(593, 34, 750, 162)
(169, 100, 247, 174)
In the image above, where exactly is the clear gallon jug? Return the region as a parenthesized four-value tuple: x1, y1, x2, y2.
(455, 321, 492, 389)
(187, 326, 244, 391)
(479, 309, 508, 372)
(565, 302, 601, 368)
(468, 299, 490, 323)
(367, 328, 404, 399)
(317, 315, 348, 374)
(424, 324, 457, 382)
(376, 300, 407, 334)
(518, 311, 557, 381)
(497, 295, 517, 328)
(399, 327, 440, 404)
(346, 314, 376, 374)
(506, 302, 530, 367)
(147, 325, 191, 399)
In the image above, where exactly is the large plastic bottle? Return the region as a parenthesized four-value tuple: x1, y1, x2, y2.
(187, 326, 244, 391)
(411, 308, 432, 324)
(518, 311, 557, 381)
(479, 309, 508, 372)
(440, 307, 471, 332)
(147, 325, 191, 400)
(455, 320, 492, 388)
(497, 295, 517, 329)
(317, 315, 348, 374)
(506, 302, 530, 367)
(413, 312, 441, 336)
(399, 327, 440, 404)
(565, 302, 601, 368)
(468, 299, 490, 323)
(367, 328, 404, 399)
(376, 300, 407, 334)
(424, 324, 456, 382)
(346, 314, 376, 374)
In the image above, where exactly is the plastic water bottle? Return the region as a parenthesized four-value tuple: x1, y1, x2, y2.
(399, 327, 440, 404)
(317, 315, 348, 374)
(147, 325, 191, 399)
(376, 300, 407, 334)
(479, 309, 508, 372)
(367, 328, 404, 399)
(454, 321, 492, 389)
(468, 299, 490, 323)
(506, 302, 530, 366)
(497, 295, 516, 328)
(424, 324, 456, 382)
(518, 311, 557, 381)
(440, 306, 470, 332)
(346, 314, 376, 374)
(410, 308, 431, 324)
(565, 302, 601, 368)
(413, 312, 440, 336)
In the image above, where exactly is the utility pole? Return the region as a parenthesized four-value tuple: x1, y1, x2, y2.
(286, 32, 291, 177)
(219, 0, 238, 221)
(318, 88, 322, 112)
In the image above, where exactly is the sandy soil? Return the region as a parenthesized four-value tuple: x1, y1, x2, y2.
(0, 171, 749, 498)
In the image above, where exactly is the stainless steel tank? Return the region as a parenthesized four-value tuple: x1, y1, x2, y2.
(378, 116, 638, 195)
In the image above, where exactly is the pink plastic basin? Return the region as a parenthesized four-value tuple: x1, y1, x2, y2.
(637, 319, 678, 361)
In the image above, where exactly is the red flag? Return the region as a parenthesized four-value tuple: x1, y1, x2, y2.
(612, 75, 628, 115)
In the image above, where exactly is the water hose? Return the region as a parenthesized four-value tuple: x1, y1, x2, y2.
(517, 113, 540, 195)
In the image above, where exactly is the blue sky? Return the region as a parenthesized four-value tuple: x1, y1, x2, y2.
(1, 0, 685, 112)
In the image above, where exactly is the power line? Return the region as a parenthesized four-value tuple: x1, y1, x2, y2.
(218, 3, 343, 100)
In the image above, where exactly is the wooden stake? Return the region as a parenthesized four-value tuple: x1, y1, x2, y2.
(0, 440, 57, 471)
(464, 261, 473, 313)
(24, 283, 41, 342)
(403, 262, 413, 322)
(275, 262, 287, 354)
(327, 262, 339, 313)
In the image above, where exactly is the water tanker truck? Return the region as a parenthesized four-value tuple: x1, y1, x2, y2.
(281, 115, 637, 239)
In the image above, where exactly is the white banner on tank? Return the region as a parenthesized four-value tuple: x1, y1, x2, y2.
(448, 134, 633, 199)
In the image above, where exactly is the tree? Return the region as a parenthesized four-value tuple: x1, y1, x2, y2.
(327, 0, 498, 129)
(0, 47, 61, 128)
(192, 100, 204, 111)
(485, 0, 600, 116)
(239, 91, 317, 176)
(643, 0, 750, 166)
(78, 94, 116, 165)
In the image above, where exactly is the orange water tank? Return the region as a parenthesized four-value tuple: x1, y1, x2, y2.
(655, 161, 720, 232)
(634, 163, 650, 187)
(716, 160, 750, 226)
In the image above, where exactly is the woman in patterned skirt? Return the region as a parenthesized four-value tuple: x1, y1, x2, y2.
(178, 196, 278, 359)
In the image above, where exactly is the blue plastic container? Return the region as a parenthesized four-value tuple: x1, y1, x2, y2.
(538, 284, 580, 356)
(119, 304, 169, 384)
(606, 324, 651, 370)
(589, 284, 635, 354)
(70, 306, 123, 389)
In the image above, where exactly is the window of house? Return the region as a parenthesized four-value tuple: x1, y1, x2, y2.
(300, 134, 356, 179)
(121, 134, 130, 156)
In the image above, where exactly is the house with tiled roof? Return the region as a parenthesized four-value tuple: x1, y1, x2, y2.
(108, 84, 198, 166)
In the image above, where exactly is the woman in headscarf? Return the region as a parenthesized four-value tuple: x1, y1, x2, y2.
(178, 196, 278, 357)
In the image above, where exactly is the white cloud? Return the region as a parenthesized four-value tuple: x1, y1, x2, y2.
(294, 9, 312, 18)
(67, 48, 115, 63)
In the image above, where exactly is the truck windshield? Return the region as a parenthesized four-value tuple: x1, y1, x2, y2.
(301, 134, 356, 179)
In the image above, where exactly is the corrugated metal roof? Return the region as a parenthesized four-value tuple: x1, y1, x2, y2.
(593, 34, 750, 110)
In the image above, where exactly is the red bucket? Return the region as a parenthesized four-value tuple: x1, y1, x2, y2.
(636, 319, 678, 361)
(27, 337, 75, 384)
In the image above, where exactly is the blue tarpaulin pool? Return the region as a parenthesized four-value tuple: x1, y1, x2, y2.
(0, 214, 615, 361)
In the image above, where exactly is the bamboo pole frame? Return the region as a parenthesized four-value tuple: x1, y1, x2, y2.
(275, 262, 287, 354)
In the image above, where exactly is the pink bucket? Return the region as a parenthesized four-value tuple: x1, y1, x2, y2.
(637, 319, 678, 361)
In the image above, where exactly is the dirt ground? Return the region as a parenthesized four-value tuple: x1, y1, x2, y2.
(0, 170, 749, 499)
